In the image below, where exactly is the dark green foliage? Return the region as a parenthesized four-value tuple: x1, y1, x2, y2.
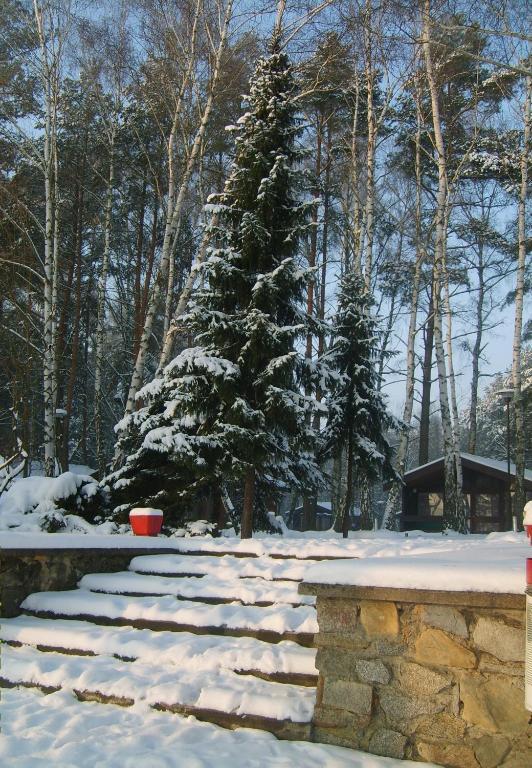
(108, 36, 322, 528)
(323, 272, 397, 531)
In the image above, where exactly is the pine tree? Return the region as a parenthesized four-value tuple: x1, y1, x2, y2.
(108, 31, 322, 537)
(323, 272, 396, 537)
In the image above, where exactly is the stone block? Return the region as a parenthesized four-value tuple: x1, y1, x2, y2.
(317, 597, 357, 634)
(460, 674, 529, 733)
(472, 617, 525, 663)
(368, 729, 407, 759)
(371, 637, 405, 656)
(415, 712, 466, 742)
(379, 689, 445, 723)
(501, 751, 532, 768)
(418, 604, 468, 638)
(311, 727, 360, 750)
(417, 741, 480, 768)
(322, 679, 373, 716)
(316, 648, 358, 681)
(478, 656, 524, 677)
(356, 659, 390, 685)
(360, 601, 399, 638)
(415, 628, 476, 669)
(473, 734, 510, 768)
(394, 660, 450, 696)
(312, 704, 360, 730)
(314, 632, 364, 651)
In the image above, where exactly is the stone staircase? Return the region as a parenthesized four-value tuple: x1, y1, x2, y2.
(0, 550, 321, 739)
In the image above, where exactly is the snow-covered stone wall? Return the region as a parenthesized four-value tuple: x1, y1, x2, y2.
(299, 581, 528, 767)
(0, 546, 182, 617)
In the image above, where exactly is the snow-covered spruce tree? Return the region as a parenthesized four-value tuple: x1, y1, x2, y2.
(322, 272, 397, 537)
(107, 32, 322, 537)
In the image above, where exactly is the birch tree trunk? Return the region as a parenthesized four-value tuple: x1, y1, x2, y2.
(118, 0, 233, 445)
(441, 206, 464, 503)
(382, 69, 425, 530)
(301, 115, 322, 532)
(467, 240, 484, 453)
(512, 73, 530, 527)
(363, 0, 376, 292)
(421, 0, 465, 533)
(418, 282, 434, 465)
(34, 0, 58, 477)
(157, 214, 218, 372)
(350, 74, 363, 275)
(95, 132, 115, 478)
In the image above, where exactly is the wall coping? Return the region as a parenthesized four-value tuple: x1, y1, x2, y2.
(298, 580, 525, 609)
(1, 547, 186, 558)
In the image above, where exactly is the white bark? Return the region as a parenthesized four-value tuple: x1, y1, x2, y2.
(350, 74, 362, 274)
(382, 76, 424, 530)
(441, 205, 464, 502)
(120, 0, 233, 430)
(34, 0, 58, 477)
(421, 0, 465, 533)
(158, 214, 218, 372)
(95, 132, 115, 478)
(363, 0, 376, 293)
(512, 73, 530, 525)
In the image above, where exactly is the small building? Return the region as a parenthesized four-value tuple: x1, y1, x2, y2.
(290, 501, 361, 532)
(400, 452, 532, 533)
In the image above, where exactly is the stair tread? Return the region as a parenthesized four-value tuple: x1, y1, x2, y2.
(0, 615, 317, 676)
(22, 589, 318, 636)
(129, 553, 311, 581)
(0, 644, 315, 723)
(79, 571, 314, 606)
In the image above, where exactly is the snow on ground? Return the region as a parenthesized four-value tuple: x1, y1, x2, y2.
(0, 688, 433, 768)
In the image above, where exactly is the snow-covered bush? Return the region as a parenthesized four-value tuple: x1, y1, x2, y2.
(167, 520, 220, 538)
(0, 472, 107, 532)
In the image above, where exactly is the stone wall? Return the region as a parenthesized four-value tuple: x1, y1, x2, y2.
(0, 546, 182, 617)
(299, 582, 530, 768)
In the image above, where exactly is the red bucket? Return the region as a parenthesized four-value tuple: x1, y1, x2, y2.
(129, 508, 163, 536)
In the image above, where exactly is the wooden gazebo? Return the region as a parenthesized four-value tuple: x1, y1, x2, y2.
(399, 453, 532, 533)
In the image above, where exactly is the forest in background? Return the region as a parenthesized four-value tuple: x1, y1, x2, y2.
(0, 0, 530, 527)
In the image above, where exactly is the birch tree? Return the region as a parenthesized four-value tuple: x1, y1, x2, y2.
(512, 73, 530, 525)
(33, 0, 70, 476)
(382, 71, 425, 529)
(117, 0, 234, 451)
(421, 0, 466, 533)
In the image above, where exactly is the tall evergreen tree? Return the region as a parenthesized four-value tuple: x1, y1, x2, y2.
(108, 30, 322, 537)
(323, 272, 396, 537)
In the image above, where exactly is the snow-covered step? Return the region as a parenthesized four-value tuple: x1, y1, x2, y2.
(0, 644, 315, 727)
(21, 589, 317, 644)
(0, 615, 317, 681)
(79, 571, 314, 607)
(129, 553, 311, 581)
